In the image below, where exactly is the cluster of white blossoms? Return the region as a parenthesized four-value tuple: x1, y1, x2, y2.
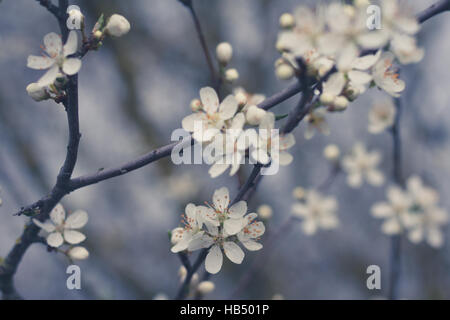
(182, 87, 295, 178)
(292, 188, 339, 235)
(33, 204, 89, 260)
(171, 187, 265, 274)
(372, 176, 449, 248)
(26, 8, 130, 102)
(275, 0, 423, 139)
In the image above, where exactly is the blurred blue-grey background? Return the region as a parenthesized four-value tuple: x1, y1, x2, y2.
(1, 0, 450, 299)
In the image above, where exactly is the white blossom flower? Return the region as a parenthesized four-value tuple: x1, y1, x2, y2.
(67, 246, 89, 260)
(237, 213, 265, 250)
(390, 34, 424, 65)
(292, 190, 339, 235)
(216, 42, 233, 64)
(27, 31, 81, 86)
(33, 204, 88, 248)
(182, 87, 238, 142)
(342, 143, 384, 188)
(171, 203, 211, 253)
(105, 14, 131, 37)
(405, 176, 449, 248)
(304, 108, 330, 140)
(171, 187, 265, 274)
(246, 105, 267, 126)
(368, 99, 396, 134)
(372, 52, 405, 97)
(380, 0, 420, 38)
(371, 186, 414, 235)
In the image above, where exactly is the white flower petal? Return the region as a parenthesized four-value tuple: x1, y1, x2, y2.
(200, 87, 219, 114)
(228, 201, 247, 219)
(65, 210, 88, 229)
(224, 218, 244, 236)
(27, 55, 54, 70)
(62, 58, 82, 75)
(63, 31, 78, 56)
(213, 187, 230, 212)
(208, 162, 229, 178)
(37, 65, 60, 86)
(33, 219, 56, 233)
(223, 241, 245, 264)
(44, 32, 63, 57)
(63, 230, 86, 244)
(47, 232, 64, 248)
(50, 203, 65, 225)
(205, 244, 223, 274)
(218, 95, 238, 120)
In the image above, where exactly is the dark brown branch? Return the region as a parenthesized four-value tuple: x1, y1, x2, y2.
(417, 0, 450, 23)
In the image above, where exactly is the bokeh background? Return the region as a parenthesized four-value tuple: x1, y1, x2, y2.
(1, 0, 450, 299)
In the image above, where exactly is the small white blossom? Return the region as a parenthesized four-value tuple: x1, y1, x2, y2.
(66, 5, 84, 30)
(405, 176, 449, 248)
(368, 99, 396, 134)
(237, 213, 265, 250)
(292, 190, 339, 235)
(304, 108, 330, 140)
(371, 186, 414, 235)
(245, 105, 267, 125)
(27, 31, 81, 86)
(33, 204, 88, 248)
(105, 14, 131, 37)
(342, 143, 384, 188)
(182, 87, 238, 142)
(372, 52, 405, 97)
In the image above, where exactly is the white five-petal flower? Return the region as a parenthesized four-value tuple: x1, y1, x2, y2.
(27, 31, 82, 86)
(33, 203, 88, 248)
(292, 189, 339, 235)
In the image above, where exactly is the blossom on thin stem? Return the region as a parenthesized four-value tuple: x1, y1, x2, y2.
(292, 189, 339, 235)
(27, 31, 82, 86)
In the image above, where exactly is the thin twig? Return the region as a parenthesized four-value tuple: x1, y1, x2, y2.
(388, 98, 403, 300)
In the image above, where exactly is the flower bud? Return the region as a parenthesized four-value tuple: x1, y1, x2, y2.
(320, 93, 334, 106)
(190, 98, 202, 112)
(279, 13, 295, 29)
(93, 30, 103, 40)
(224, 68, 239, 82)
(197, 281, 215, 295)
(67, 6, 84, 30)
(235, 91, 247, 106)
(246, 105, 267, 125)
(105, 14, 131, 37)
(67, 246, 89, 260)
(26, 83, 49, 102)
(323, 144, 340, 161)
(216, 42, 233, 65)
(292, 186, 305, 200)
(275, 63, 295, 80)
(257, 204, 273, 220)
(333, 96, 349, 111)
